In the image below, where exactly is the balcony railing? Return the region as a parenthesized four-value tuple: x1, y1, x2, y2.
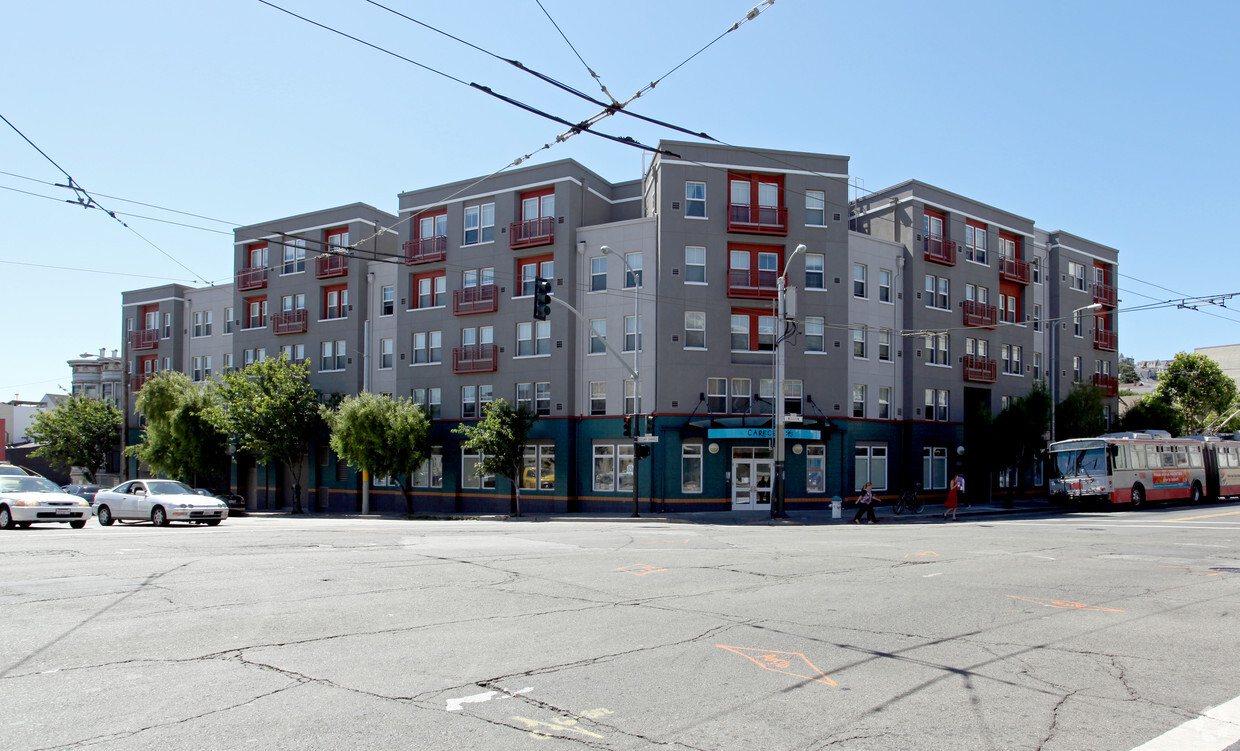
(963, 355, 998, 383)
(236, 266, 268, 291)
(999, 256, 1030, 284)
(272, 309, 308, 335)
(509, 217, 555, 249)
(924, 235, 957, 266)
(453, 285, 498, 315)
(315, 253, 348, 278)
(403, 236, 446, 265)
(727, 203, 788, 236)
(128, 328, 159, 351)
(1094, 328, 1118, 351)
(727, 268, 778, 299)
(962, 300, 998, 328)
(1092, 372, 1119, 396)
(130, 373, 154, 392)
(452, 344, 498, 374)
(1093, 281, 1117, 307)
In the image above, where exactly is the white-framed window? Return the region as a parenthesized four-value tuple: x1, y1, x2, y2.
(624, 315, 642, 353)
(925, 388, 949, 422)
(1073, 356, 1083, 382)
(535, 382, 551, 416)
(925, 274, 949, 310)
(791, 443, 821, 495)
(965, 337, 989, 358)
(852, 384, 866, 418)
(191, 356, 204, 382)
(222, 352, 233, 373)
(707, 377, 727, 413)
(805, 189, 826, 226)
(684, 311, 706, 349)
(1032, 303, 1042, 332)
(784, 379, 803, 415)
(853, 263, 867, 298)
(320, 340, 347, 372)
(964, 223, 988, 264)
(624, 252, 643, 289)
(590, 256, 607, 292)
(624, 379, 636, 415)
(223, 306, 233, 334)
(381, 285, 395, 316)
(853, 327, 866, 359)
(593, 445, 616, 492)
(1006, 345, 1023, 375)
(192, 310, 213, 338)
(731, 377, 751, 414)
(925, 333, 949, 366)
(1068, 261, 1087, 291)
(415, 272, 446, 309)
(855, 444, 888, 491)
(1031, 256, 1042, 284)
(878, 386, 892, 419)
(999, 292, 1018, 324)
(162, 312, 172, 338)
(878, 269, 892, 303)
(590, 381, 606, 416)
(281, 293, 305, 313)
(515, 320, 551, 357)
(520, 444, 556, 490)
(461, 325, 494, 348)
(411, 446, 443, 488)
(461, 449, 495, 489)
(324, 285, 349, 320)
(515, 382, 533, 413)
(1074, 310, 1083, 337)
(463, 202, 495, 245)
(379, 338, 393, 369)
(685, 246, 706, 284)
(922, 446, 948, 490)
(589, 319, 606, 355)
(1001, 395, 1012, 412)
(518, 257, 553, 297)
(411, 387, 441, 419)
(282, 239, 306, 274)
(461, 385, 478, 419)
(878, 329, 892, 362)
(759, 379, 776, 414)
(805, 316, 825, 353)
(966, 283, 990, 306)
(1034, 351, 1043, 381)
(685, 181, 706, 218)
(411, 331, 442, 365)
(280, 343, 305, 363)
(805, 253, 825, 290)
(681, 443, 703, 493)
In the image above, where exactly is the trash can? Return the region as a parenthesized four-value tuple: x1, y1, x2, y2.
(831, 496, 843, 519)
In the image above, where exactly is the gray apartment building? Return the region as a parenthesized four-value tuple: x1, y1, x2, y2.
(120, 141, 1119, 514)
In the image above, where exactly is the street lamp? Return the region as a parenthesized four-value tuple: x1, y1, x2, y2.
(772, 244, 807, 519)
(600, 245, 642, 517)
(1050, 301, 1104, 442)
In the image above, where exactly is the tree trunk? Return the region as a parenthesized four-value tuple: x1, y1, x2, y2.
(401, 475, 414, 517)
(510, 472, 521, 517)
(289, 460, 305, 514)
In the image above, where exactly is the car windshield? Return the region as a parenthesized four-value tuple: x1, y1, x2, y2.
(145, 481, 195, 495)
(0, 466, 29, 476)
(0, 476, 64, 493)
(1049, 447, 1108, 479)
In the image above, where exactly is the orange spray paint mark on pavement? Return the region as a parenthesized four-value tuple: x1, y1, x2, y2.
(617, 564, 667, 576)
(716, 645, 837, 686)
(1007, 595, 1124, 612)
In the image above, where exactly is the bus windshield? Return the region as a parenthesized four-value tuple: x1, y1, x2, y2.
(1049, 447, 1108, 479)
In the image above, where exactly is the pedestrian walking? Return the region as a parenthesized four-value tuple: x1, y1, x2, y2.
(852, 482, 878, 524)
(943, 474, 961, 520)
(958, 473, 968, 507)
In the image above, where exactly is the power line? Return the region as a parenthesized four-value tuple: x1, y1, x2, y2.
(0, 259, 204, 283)
(0, 183, 233, 235)
(533, 0, 616, 104)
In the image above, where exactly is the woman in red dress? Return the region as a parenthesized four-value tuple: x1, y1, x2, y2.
(943, 475, 960, 520)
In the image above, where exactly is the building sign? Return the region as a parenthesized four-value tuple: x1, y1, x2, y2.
(708, 428, 821, 440)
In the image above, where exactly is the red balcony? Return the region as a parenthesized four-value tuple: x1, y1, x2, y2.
(1092, 372, 1119, 396)
(128, 328, 159, 351)
(1000, 256, 1030, 284)
(963, 355, 998, 383)
(509, 217, 555, 249)
(727, 204, 788, 236)
(272, 309, 308, 335)
(130, 373, 153, 392)
(315, 253, 348, 278)
(924, 236, 957, 266)
(236, 266, 268, 291)
(963, 300, 998, 328)
(452, 344, 498, 374)
(404, 236, 446, 265)
(453, 285, 498, 315)
(728, 268, 778, 299)
(1094, 328, 1118, 351)
(1093, 281, 1117, 307)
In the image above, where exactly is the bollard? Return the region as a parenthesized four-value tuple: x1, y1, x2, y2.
(831, 496, 843, 519)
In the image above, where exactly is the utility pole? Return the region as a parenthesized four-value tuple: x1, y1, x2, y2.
(772, 245, 806, 519)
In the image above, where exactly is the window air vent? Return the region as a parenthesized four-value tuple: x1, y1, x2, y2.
(834, 341, 841, 348)
(672, 334, 679, 342)
(834, 404, 841, 412)
(672, 268, 680, 275)
(558, 216, 564, 224)
(557, 341, 563, 349)
(833, 213, 842, 222)
(671, 400, 679, 408)
(834, 277, 841, 284)
(672, 201, 681, 210)
(556, 403, 563, 410)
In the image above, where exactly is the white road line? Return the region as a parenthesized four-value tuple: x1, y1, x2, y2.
(1131, 693, 1240, 750)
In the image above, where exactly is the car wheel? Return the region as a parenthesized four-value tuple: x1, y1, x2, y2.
(1191, 482, 1203, 503)
(204, 519, 221, 526)
(0, 505, 13, 530)
(152, 506, 168, 527)
(97, 505, 115, 526)
(1131, 484, 1145, 509)
(70, 520, 87, 529)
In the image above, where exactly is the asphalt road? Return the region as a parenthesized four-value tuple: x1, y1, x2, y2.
(4, 503, 1240, 750)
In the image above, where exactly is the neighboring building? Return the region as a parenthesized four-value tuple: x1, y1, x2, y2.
(121, 142, 1120, 514)
(69, 349, 124, 405)
(1195, 344, 1240, 387)
(0, 395, 64, 445)
(1135, 359, 1173, 382)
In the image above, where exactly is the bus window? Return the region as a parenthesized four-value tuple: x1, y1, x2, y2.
(1130, 444, 1145, 470)
(1160, 447, 1176, 468)
(1189, 446, 1203, 468)
(1146, 445, 1159, 468)
(1112, 444, 1128, 470)
(1050, 447, 1107, 478)
(1175, 447, 1189, 467)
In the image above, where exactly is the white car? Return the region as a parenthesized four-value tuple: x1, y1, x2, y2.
(0, 475, 92, 529)
(95, 479, 229, 527)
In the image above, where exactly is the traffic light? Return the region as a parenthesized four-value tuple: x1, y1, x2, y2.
(533, 276, 552, 321)
(635, 444, 651, 460)
(623, 415, 632, 437)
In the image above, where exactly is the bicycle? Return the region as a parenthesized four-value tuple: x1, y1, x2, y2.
(892, 484, 924, 515)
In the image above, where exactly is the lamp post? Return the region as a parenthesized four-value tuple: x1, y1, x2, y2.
(772, 244, 807, 519)
(1050, 302, 1104, 442)
(600, 245, 642, 517)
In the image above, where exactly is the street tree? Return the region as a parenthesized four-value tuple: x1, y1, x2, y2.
(212, 355, 321, 514)
(127, 371, 229, 486)
(1056, 382, 1107, 440)
(27, 395, 122, 483)
(323, 392, 431, 515)
(452, 398, 536, 517)
(992, 383, 1051, 502)
(1112, 394, 1184, 436)
(1118, 360, 1139, 384)
(1155, 352, 1237, 434)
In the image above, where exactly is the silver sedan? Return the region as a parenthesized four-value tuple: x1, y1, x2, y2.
(94, 479, 229, 527)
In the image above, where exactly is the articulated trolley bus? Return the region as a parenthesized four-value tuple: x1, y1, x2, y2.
(1048, 431, 1240, 508)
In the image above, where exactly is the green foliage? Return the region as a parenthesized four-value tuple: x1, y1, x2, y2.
(212, 355, 321, 512)
(126, 371, 228, 485)
(1155, 352, 1237, 433)
(1112, 393, 1184, 436)
(1056, 382, 1107, 440)
(1118, 360, 1139, 384)
(324, 392, 431, 515)
(992, 384, 1051, 500)
(452, 399, 536, 516)
(27, 395, 122, 483)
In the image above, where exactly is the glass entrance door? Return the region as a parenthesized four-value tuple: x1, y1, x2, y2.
(732, 447, 773, 510)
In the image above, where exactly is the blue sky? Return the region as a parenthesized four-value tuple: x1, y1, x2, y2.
(3, 0, 1238, 400)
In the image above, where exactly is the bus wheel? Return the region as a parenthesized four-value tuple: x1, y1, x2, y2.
(1191, 482, 1203, 503)
(1130, 484, 1145, 509)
